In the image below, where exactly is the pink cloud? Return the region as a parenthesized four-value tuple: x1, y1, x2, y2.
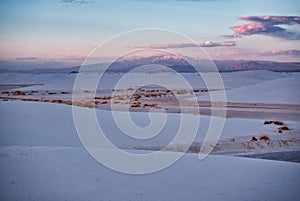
(214, 51, 240, 57)
(231, 15, 300, 40)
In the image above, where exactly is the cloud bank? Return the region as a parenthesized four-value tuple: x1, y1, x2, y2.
(231, 16, 300, 40)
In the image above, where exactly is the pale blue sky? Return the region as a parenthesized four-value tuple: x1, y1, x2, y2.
(0, 0, 299, 62)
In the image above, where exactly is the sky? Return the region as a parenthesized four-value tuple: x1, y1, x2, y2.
(0, 0, 300, 67)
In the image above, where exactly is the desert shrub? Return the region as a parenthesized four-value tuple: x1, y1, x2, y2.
(12, 91, 26, 96)
(52, 99, 63, 103)
(132, 94, 142, 101)
(278, 126, 290, 133)
(274, 121, 284, 125)
(131, 101, 141, 107)
(280, 126, 290, 130)
(103, 96, 112, 100)
(142, 103, 159, 108)
(259, 135, 270, 141)
(264, 120, 284, 125)
(119, 96, 126, 100)
(65, 101, 72, 105)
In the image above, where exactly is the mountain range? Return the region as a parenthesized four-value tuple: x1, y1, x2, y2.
(1, 55, 300, 73)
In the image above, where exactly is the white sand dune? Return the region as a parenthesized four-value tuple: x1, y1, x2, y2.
(1, 101, 300, 200)
(1, 146, 299, 201)
(195, 73, 300, 104)
(1, 70, 299, 200)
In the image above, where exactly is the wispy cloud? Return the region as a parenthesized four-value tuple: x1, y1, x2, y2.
(138, 41, 236, 49)
(221, 34, 241, 39)
(231, 16, 300, 40)
(61, 0, 92, 5)
(15, 57, 40, 61)
(213, 48, 300, 58)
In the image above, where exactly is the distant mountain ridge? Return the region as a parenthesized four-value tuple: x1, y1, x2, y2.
(1, 55, 300, 73)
